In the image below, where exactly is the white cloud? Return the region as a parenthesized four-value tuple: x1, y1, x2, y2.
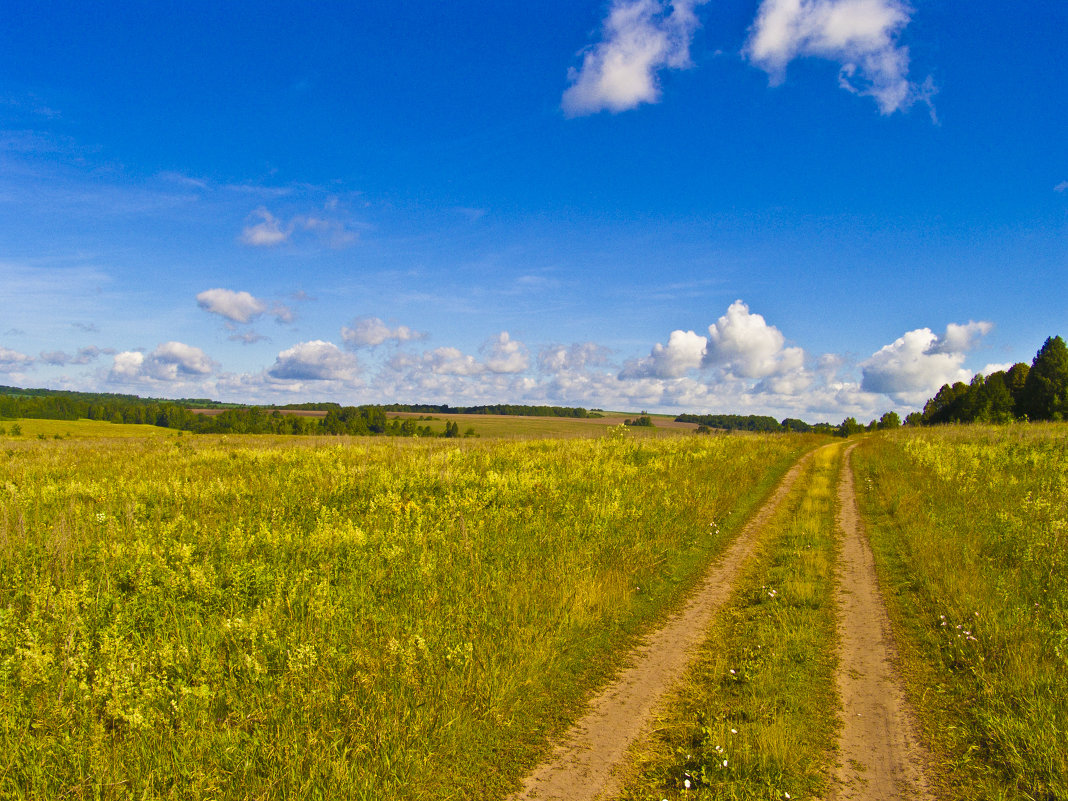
(197, 288, 267, 323)
(746, 0, 922, 114)
(341, 316, 426, 348)
(860, 321, 993, 403)
(197, 288, 293, 326)
(268, 341, 359, 382)
(39, 346, 108, 366)
(240, 202, 357, 249)
(620, 329, 707, 378)
(930, 320, 994, 354)
(980, 362, 1013, 377)
(151, 342, 214, 377)
(705, 300, 804, 378)
(563, 0, 705, 116)
(296, 215, 358, 248)
(109, 351, 145, 380)
(390, 347, 485, 377)
(538, 342, 612, 373)
(109, 342, 215, 383)
(229, 331, 269, 345)
(0, 346, 33, 372)
(481, 332, 530, 374)
(240, 207, 290, 246)
(1055, 180, 1068, 193)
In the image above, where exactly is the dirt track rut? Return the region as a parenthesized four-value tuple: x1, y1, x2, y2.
(829, 444, 932, 801)
(509, 453, 812, 801)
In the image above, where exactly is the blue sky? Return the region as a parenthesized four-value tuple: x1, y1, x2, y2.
(1, 1, 1065, 421)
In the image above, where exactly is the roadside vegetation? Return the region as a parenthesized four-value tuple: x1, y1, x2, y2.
(617, 444, 843, 800)
(853, 424, 1068, 800)
(0, 429, 811, 799)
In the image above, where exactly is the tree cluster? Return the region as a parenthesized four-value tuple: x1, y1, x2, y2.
(920, 336, 1068, 425)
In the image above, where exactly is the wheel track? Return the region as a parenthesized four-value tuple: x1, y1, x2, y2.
(509, 451, 814, 801)
(829, 443, 933, 800)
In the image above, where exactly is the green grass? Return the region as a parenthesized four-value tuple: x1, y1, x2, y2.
(616, 443, 843, 801)
(0, 431, 815, 799)
(0, 418, 179, 438)
(386, 412, 695, 439)
(852, 424, 1068, 801)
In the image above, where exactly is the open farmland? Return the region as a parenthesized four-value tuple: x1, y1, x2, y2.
(0, 429, 810, 799)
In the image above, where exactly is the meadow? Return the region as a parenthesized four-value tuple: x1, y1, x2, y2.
(852, 424, 1068, 800)
(0, 424, 809, 799)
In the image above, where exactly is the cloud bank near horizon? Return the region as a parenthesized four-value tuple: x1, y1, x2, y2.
(3, 293, 999, 423)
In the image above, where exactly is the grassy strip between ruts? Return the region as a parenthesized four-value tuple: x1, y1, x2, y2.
(0, 431, 818, 800)
(615, 442, 843, 801)
(851, 425, 1068, 801)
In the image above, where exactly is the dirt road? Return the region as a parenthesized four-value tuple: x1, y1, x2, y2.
(509, 453, 812, 801)
(830, 444, 932, 800)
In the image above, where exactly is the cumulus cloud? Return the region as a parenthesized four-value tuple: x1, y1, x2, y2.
(268, 341, 358, 382)
(240, 203, 357, 249)
(240, 207, 290, 246)
(197, 288, 294, 325)
(481, 332, 530, 374)
(39, 346, 109, 366)
(563, 0, 706, 116)
(929, 321, 994, 354)
(538, 342, 612, 373)
(620, 329, 707, 378)
(109, 342, 215, 383)
(197, 289, 266, 323)
(389, 347, 485, 377)
(860, 321, 993, 403)
(341, 316, 426, 348)
(0, 346, 33, 372)
(705, 300, 804, 378)
(746, 0, 922, 114)
(109, 351, 145, 380)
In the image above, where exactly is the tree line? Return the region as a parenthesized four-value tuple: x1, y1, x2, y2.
(917, 335, 1068, 425)
(378, 403, 602, 418)
(0, 387, 448, 438)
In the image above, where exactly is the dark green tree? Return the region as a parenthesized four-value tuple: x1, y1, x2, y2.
(837, 417, 864, 437)
(1005, 362, 1030, 414)
(877, 411, 901, 429)
(1020, 336, 1068, 420)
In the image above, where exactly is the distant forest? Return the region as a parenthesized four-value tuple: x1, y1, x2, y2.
(380, 403, 603, 418)
(0, 387, 601, 437)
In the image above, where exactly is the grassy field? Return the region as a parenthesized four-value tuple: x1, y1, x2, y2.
(0, 418, 179, 439)
(617, 444, 843, 800)
(387, 412, 696, 439)
(0, 413, 694, 441)
(0, 428, 812, 799)
(853, 424, 1068, 800)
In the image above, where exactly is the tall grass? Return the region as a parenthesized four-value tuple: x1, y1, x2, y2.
(853, 424, 1068, 800)
(0, 430, 811, 799)
(617, 443, 843, 800)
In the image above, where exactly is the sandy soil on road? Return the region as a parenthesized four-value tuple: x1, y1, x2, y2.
(829, 445, 933, 801)
(509, 453, 812, 801)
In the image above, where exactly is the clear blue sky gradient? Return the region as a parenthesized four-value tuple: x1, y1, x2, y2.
(1, 1, 1065, 421)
